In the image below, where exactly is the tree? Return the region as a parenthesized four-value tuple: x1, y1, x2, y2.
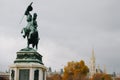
(91, 73, 103, 80)
(62, 60, 89, 80)
(52, 74, 62, 80)
(91, 73, 112, 80)
(47, 73, 62, 80)
(102, 74, 112, 80)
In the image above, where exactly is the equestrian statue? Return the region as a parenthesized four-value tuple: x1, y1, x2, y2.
(21, 2, 40, 49)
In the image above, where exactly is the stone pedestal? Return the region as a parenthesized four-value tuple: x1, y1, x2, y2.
(10, 48, 46, 80)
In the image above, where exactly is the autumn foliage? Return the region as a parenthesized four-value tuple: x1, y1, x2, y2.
(91, 73, 112, 80)
(47, 74, 62, 80)
(62, 60, 89, 80)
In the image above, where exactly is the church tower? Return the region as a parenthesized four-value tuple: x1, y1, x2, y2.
(89, 48, 96, 78)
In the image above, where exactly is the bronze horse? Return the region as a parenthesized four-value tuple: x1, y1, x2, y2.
(21, 28, 39, 49)
(21, 2, 39, 49)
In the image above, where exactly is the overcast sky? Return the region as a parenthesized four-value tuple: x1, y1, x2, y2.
(0, 0, 120, 74)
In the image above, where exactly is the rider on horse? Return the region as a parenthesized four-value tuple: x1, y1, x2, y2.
(21, 2, 39, 49)
(29, 13, 38, 39)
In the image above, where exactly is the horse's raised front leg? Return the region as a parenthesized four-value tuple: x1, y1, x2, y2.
(21, 28, 27, 38)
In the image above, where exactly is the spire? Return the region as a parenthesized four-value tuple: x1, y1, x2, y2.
(89, 48, 96, 78)
(92, 48, 95, 59)
(91, 48, 95, 63)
